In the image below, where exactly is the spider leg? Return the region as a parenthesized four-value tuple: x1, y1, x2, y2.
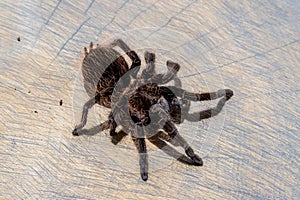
(72, 95, 97, 136)
(184, 97, 228, 122)
(156, 130, 180, 147)
(149, 60, 181, 84)
(142, 51, 156, 79)
(166, 61, 182, 87)
(168, 87, 233, 101)
(148, 131, 196, 165)
(109, 39, 141, 69)
(132, 125, 148, 181)
(163, 121, 203, 166)
(141, 52, 181, 85)
(166, 60, 180, 72)
(108, 112, 118, 136)
(98, 120, 111, 131)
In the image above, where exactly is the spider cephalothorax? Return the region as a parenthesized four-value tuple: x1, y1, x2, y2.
(73, 39, 233, 181)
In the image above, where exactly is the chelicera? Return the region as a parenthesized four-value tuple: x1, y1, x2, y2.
(73, 39, 233, 181)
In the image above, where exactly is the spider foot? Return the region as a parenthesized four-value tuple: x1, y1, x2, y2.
(225, 89, 234, 100)
(144, 51, 155, 63)
(185, 147, 203, 166)
(217, 89, 234, 100)
(139, 153, 148, 181)
(141, 172, 148, 181)
(72, 128, 80, 136)
(190, 154, 203, 166)
(166, 60, 180, 72)
(110, 129, 117, 136)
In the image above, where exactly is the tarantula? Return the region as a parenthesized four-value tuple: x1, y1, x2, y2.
(72, 39, 233, 181)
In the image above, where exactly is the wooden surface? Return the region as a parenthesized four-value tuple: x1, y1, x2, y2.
(1, 0, 299, 199)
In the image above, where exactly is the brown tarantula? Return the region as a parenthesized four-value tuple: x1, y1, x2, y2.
(72, 39, 233, 181)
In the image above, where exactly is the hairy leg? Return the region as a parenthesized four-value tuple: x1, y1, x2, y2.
(154, 130, 180, 147)
(150, 60, 181, 84)
(167, 87, 233, 101)
(72, 95, 97, 135)
(132, 125, 148, 181)
(163, 121, 203, 166)
(73, 86, 117, 135)
(108, 112, 117, 136)
(166, 61, 182, 87)
(142, 51, 156, 79)
(74, 120, 111, 136)
(141, 52, 181, 85)
(185, 97, 228, 122)
(109, 39, 141, 69)
(148, 131, 196, 165)
(165, 87, 233, 122)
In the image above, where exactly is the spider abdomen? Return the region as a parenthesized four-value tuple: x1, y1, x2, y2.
(82, 47, 129, 99)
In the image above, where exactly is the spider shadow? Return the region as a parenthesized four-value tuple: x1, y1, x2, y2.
(77, 124, 198, 166)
